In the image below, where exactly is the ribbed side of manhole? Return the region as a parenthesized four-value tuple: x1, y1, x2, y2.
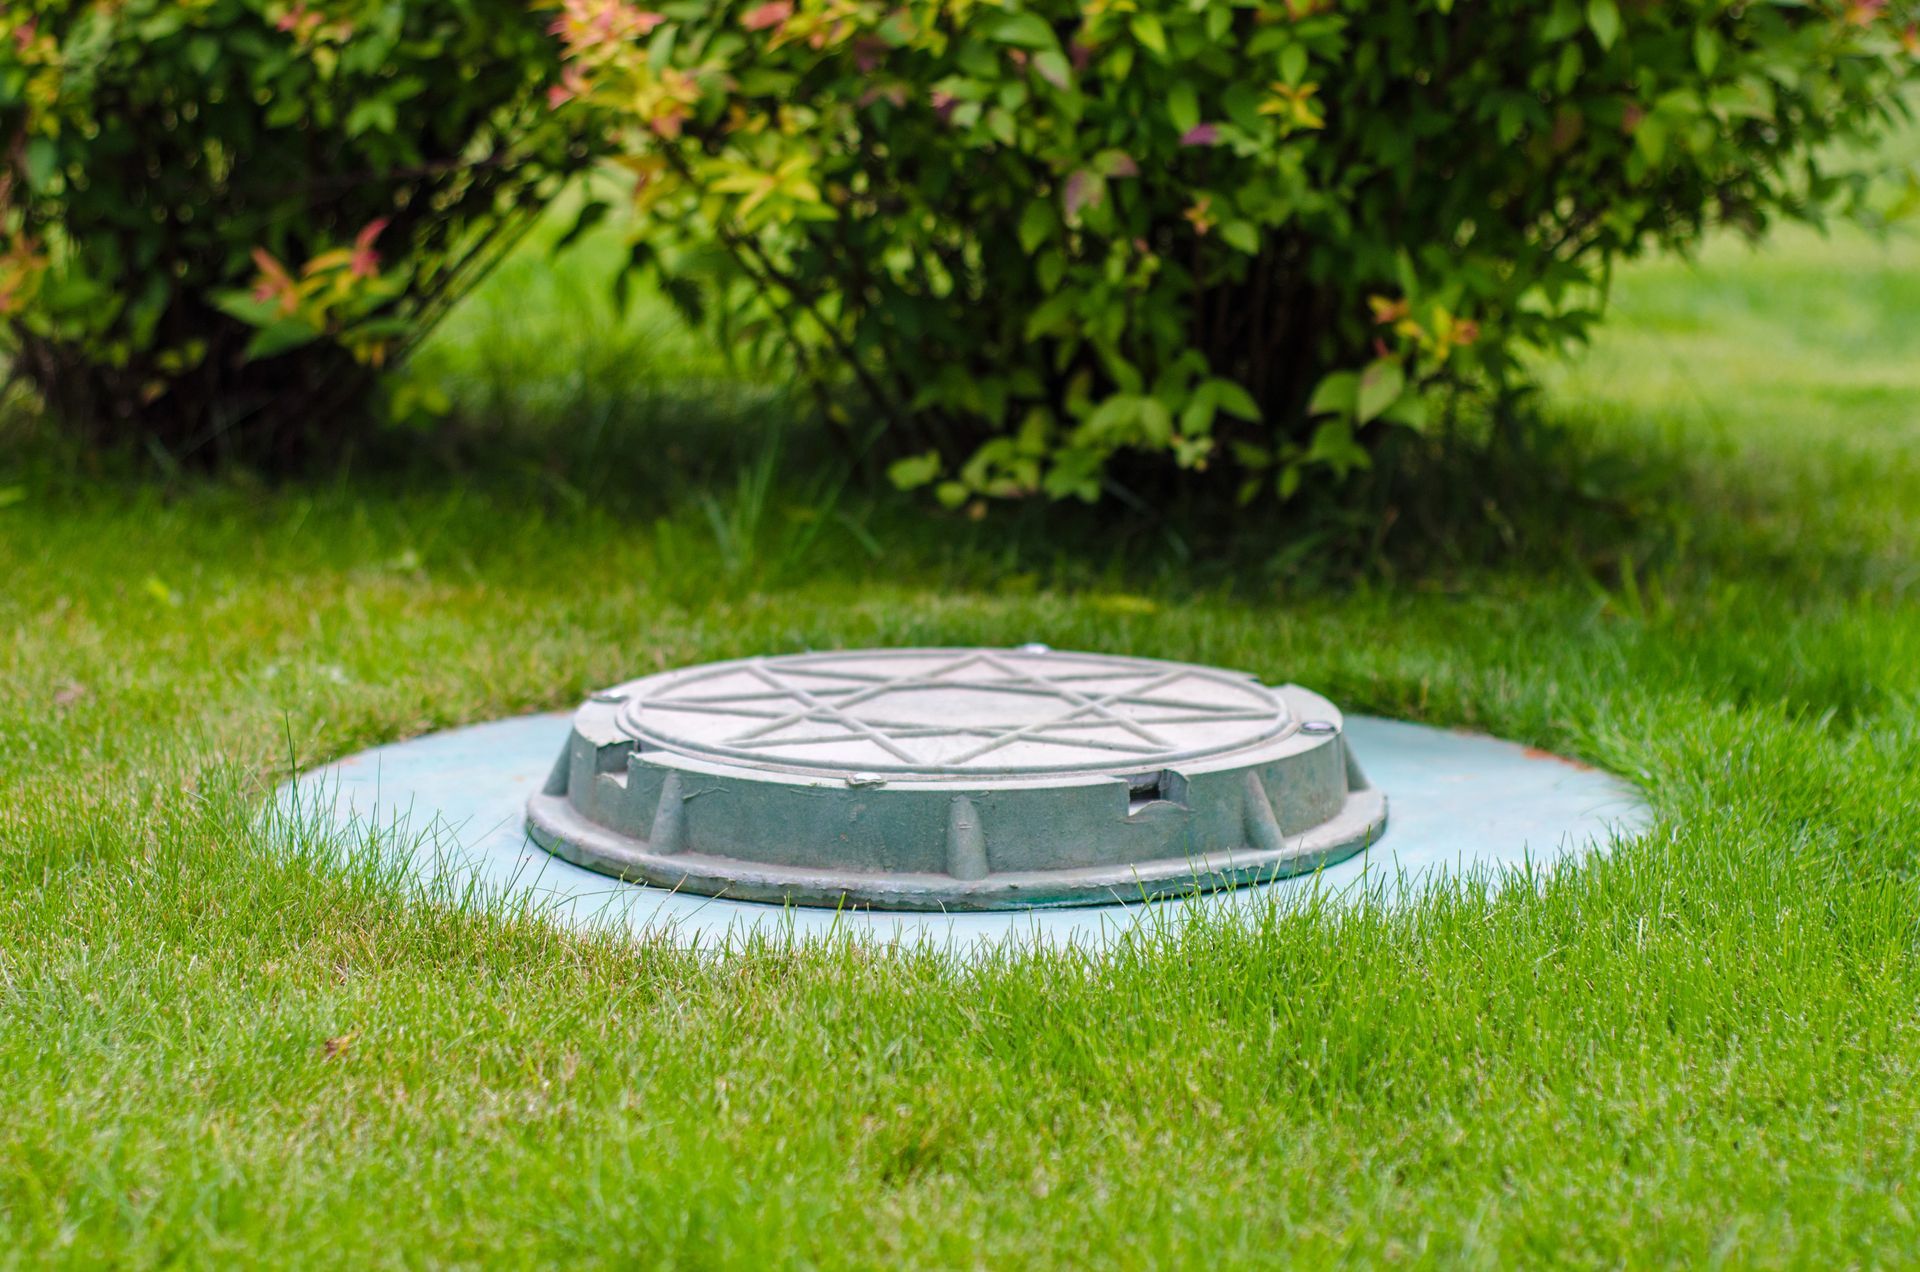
(526, 648, 1386, 910)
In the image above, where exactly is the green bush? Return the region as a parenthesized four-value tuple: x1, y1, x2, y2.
(0, 0, 585, 467)
(560, 0, 1918, 505)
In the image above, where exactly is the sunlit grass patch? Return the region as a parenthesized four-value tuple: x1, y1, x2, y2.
(1, 210, 1918, 1261)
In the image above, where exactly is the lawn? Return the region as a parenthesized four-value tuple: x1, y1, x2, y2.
(2, 208, 1918, 1264)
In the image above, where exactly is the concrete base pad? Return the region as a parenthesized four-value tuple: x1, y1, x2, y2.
(278, 712, 1649, 952)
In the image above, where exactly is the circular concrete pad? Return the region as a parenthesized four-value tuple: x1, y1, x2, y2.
(278, 711, 1649, 953)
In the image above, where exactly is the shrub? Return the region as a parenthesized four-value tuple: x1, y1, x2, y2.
(558, 0, 1919, 506)
(0, 0, 585, 468)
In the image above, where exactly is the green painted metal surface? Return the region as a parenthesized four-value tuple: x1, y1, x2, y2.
(526, 648, 1387, 910)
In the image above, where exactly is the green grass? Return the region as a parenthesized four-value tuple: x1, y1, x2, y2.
(3, 211, 1920, 1265)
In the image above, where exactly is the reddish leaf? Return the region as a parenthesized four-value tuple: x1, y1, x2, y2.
(741, 1, 792, 32)
(350, 218, 387, 278)
(1063, 169, 1103, 218)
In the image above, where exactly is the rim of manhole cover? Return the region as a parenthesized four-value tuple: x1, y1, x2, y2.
(527, 648, 1386, 911)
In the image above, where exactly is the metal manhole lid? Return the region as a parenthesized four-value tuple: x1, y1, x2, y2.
(529, 647, 1385, 912)
(606, 647, 1293, 777)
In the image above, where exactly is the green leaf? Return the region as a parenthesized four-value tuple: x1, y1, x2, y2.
(1219, 220, 1259, 255)
(886, 451, 942, 491)
(1497, 97, 1524, 147)
(1355, 358, 1407, 425)
(1633, 114, 1668, 166)
(136, 8, 187, 40)
(1279, 43, 1308, 88)
(1129, 13, 1166, 56)
(345, 97, 398, 137)
(1042, 452, 1103, 502)
(1018, 200, 1054, 253)
(23, 138, 58, 193)
(1180, 392, 1218, 436)
(1586, 0, 1620, 51)
(1306, 420, 1371, 478)
(186, 35, 221, 76)
(988, 12, 1058, 51)
(1081, 394, 1142, 440)
(1167, 82, 1200, 135)
(1024, 291, 1079, 340)
(0, 486, 25, 511)
(1276, 462, 1303, 500)
(1036, 251, 1066, 294)
(1206, 378, 1261, 422)
(1542, 0, 1584, 41)
(1381, 391, 1430, 432)
(211, 290, 281, 327)
(1030, 49, 1073, 91)
(1222, 81, 1264, 133)
(243, 319, 324, 361)
(1694, 27, 1720, 76)
(1138, 397, 1173, 444)
(1307, 371, 1358, 417)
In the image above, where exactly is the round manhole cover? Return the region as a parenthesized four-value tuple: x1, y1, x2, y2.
(611, 647, 1293, 775)
(528, 648, 1386, 910)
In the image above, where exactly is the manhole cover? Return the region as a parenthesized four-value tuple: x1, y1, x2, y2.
(527, 648, 1386, 910)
